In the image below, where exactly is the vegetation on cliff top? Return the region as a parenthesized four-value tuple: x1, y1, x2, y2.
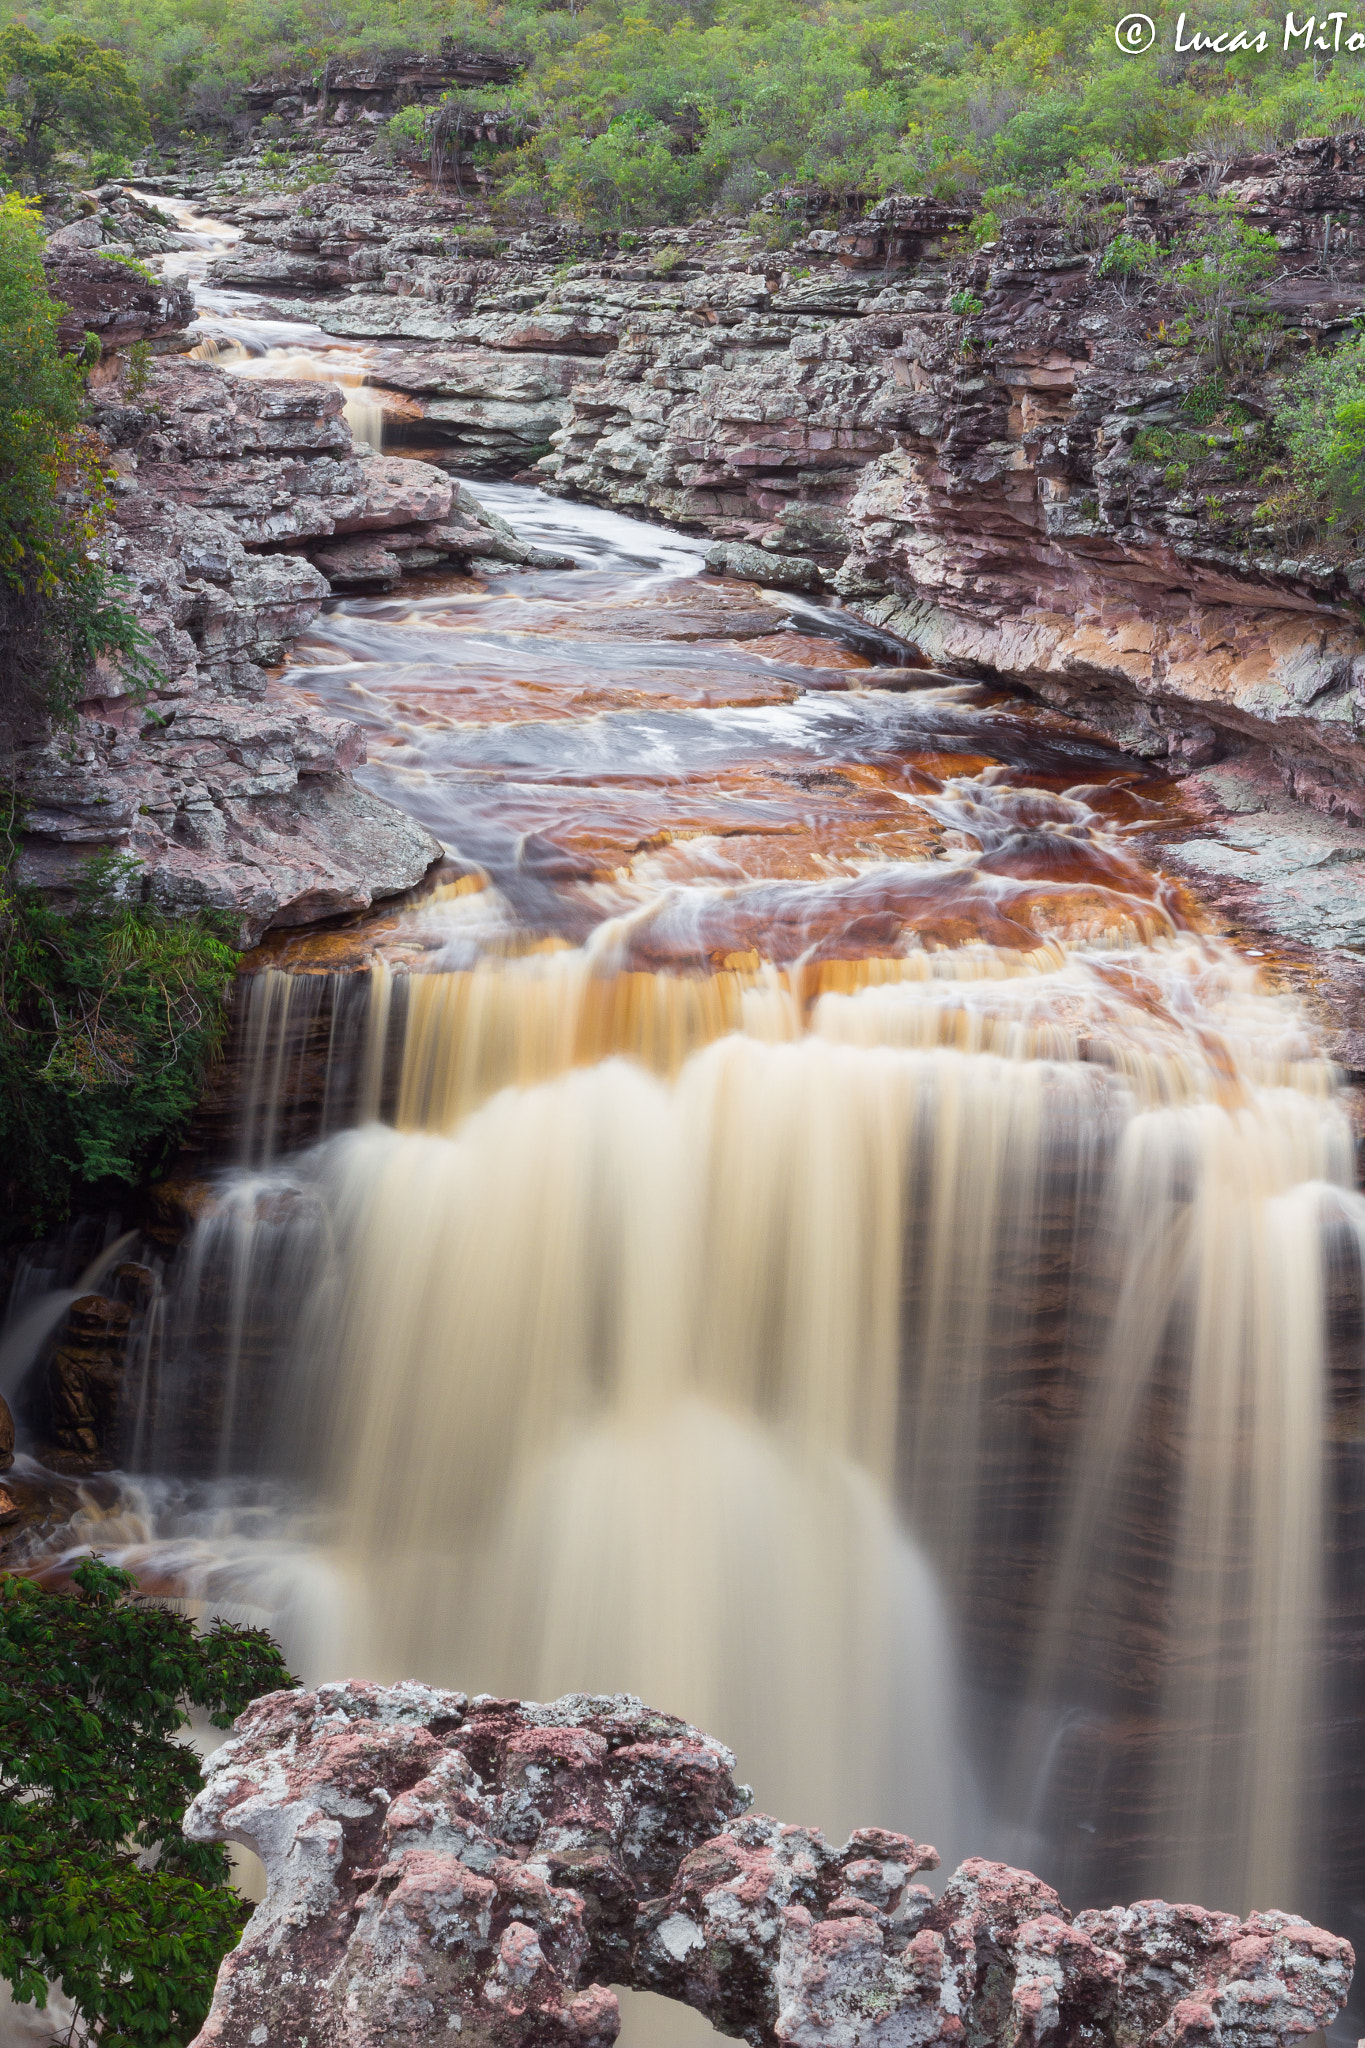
(0, 1557, 295, 2046)
(0, 191, 154, 744)
(3, 0, 1365, 220)
(0, 22, 146, 174)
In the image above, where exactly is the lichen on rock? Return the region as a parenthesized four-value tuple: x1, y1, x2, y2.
(184, 1683, 1355, 2048)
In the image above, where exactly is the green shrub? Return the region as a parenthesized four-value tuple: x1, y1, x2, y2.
(1272, 334, 1365, 526)
(949, 287, 983, 315)
(1172, 198, 1280, 373)
(0, 854, 239, 1240)
(99, 246, 160, 285)
(1131, 424, 1205, 480)
(0, 25, 147, 177)
(1098, 232, 1160, 282)
(0, 1556, 295, 2047)
(385, 101, 429, 158)
(1181, 373, 1229, 426)
(127, 337, 152, 396)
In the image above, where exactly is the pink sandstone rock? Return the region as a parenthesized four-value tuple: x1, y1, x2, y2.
(183, 1683, 1354, 2048)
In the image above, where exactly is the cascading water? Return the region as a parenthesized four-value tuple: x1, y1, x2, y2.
(136, 930, 1355, 1904)
(147, 190, 387, 447)
(9, 199, 1365, 2040)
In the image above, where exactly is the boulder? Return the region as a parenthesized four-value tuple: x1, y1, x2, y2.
(43, 221, 195, 354)
(705, 540, 823, 590)
(183, 1683, 1355, 2048)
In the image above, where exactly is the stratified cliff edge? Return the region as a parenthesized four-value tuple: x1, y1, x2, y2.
(184, 1682, 1353, 2048)
(16, 197, 566, 945)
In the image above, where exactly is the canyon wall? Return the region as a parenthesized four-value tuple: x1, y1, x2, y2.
(124, 132, 1365, 1043)
(16, 191, 564, 943)
(25, 140, 1365, 998)
(185, 1681, 1355, 2048)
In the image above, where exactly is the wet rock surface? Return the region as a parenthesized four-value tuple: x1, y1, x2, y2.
(28, 138, 1365, 986)
(185, 1682, 1354, 2048)
(139, 132, 1365, 1024)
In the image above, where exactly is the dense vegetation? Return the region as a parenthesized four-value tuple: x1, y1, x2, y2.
(0, 1556, 294, 2047)
(0, 856, 239, 1241)
(3, 0, 1365, 219)
(0, 191, 154, 744)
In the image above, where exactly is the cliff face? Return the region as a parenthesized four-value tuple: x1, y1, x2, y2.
(835, 146, 1365, 820)
(184, 1682, 1355, 2048)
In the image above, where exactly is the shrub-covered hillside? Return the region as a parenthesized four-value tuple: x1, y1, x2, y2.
(3, 0, 1365, 224)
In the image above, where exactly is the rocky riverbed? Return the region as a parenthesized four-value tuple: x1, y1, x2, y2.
(13, 136, 1365, 1052)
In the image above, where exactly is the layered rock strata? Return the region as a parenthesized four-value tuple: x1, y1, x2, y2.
(186, 140, 1365, 802)
(149, 136, 1365, 1028)
(17, 211, 572, 941)
(184, 1682, 1355, 2048)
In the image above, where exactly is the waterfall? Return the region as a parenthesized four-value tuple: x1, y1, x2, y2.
(122, 935, 1358, 1912)
(188, 334, 385, 449)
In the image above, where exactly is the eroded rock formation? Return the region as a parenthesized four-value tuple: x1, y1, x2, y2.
(185, 138, 1365, 810)
(184, 1683, 1354, 2048)
(16, 217, 564, 941)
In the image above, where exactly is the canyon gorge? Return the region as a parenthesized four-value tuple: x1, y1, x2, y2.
(5, 102, 1365, 2048)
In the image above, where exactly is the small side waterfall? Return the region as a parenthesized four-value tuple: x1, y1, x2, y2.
(188, 334, 385, 449)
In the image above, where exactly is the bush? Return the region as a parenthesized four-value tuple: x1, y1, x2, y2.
(0, 1556, 295, 2046)
(99, 246, 161, 285)
(0, 195, 158, 752)
(1131, 423, 1205, 483)
(1172, 197, 1280, 371)
(1271, 333, 1365, 527)
(0, 854, 239, 1241)
(0, 25, 147, 177)
(385, 101, 430, 160)
(1098, 232, 1160, 282)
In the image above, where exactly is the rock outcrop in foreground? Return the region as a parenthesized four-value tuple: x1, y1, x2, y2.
(184, 1683, 1354, 2048)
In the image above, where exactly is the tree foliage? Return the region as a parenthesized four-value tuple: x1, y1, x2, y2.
(0, 24, 147, 174)
(0, 194, 158, 751)
(4, 0, 1365, 225)
(1269, 333, 1365, 530)
(0, 1557, 295, 2047)
(0, 855, 240, 1241)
